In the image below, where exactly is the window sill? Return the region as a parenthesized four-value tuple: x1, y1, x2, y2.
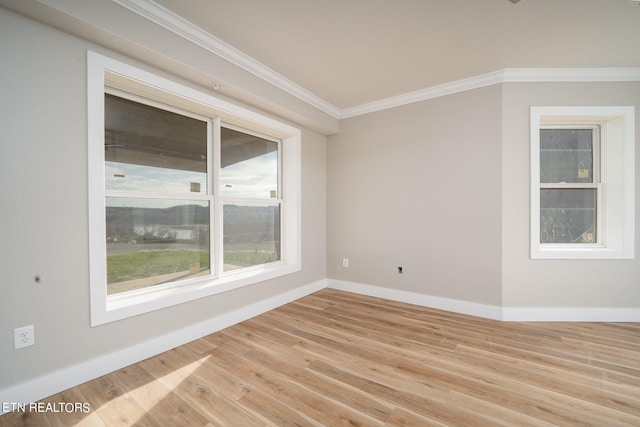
(532, 245, 634, 260)
(92, 262, 301, 326)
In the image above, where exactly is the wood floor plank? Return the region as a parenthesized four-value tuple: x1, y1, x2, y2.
(2, 289, 639, 426)
(396, 358, 638, 426)
(445, 391, 556, 427)
(76, 372, 154, 427)
(107, 363, 210, 427)
(453, 344, 640, 416)
(157, 374, 266, 427)
(208, 345, 386, 426)
(40, 387, 106, 427)
(281, 302, 458, 351)
(559, 336, 640, 369)
(236, 388, 322, 427)
(469, 334, 640, 386)
(385, 407, 451, 427)
(453, 332, 635, 380)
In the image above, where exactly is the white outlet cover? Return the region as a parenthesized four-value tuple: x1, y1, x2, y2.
(14, 325, 35, 350)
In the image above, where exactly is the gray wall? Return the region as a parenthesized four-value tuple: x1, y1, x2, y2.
(502, 82, 640, 308)
(328, 80, 639, 312)
(0, 9, 327, 390)
(328, 86, 504, 306)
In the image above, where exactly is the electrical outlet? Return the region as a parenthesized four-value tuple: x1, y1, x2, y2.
(342, 258, 349, 268)
(14, 325, 35, 350)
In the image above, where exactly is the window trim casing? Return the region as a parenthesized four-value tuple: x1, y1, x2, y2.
(88, 51, 301, 326)
(530, 106, 635, 260)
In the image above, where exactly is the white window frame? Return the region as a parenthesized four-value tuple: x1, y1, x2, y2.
(218, 123, 284, 274)
(530, 106, 635, 260)
(539, 124, 602, 245)
(88, 51, 301, 326)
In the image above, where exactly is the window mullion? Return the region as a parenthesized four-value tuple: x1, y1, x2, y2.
(212, 117, 223, 278)
(539, 183, 599, 189)
(278, 140, 284, 261)
(594, 126, 603, 245)
(596, 182, 604, 245)
(104, 190, 211, 200)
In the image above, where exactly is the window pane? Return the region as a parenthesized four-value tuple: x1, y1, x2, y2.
(540, 189, 596, 243)
(221, 127, 278, 199)
(540, 129, 594, 183)
(105, 94, 208, 194)
(223, 203, 280, 271)
(106, 197, 210, 294)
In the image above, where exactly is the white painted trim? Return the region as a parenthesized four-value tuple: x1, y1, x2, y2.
(327, 279, 640, 322)
(341, 70, 507, 118)
(111, 0, 341, 119)
(503, 307, 640, 322)
(326, 279, 503, 321)
(530, 106, 635, 260)
(88, 51, 303, 326)
(502, 67, 640, 83)
(107, 1, 640, 121)
(0, 279, 326, 415)
(342, 68, 640, 118)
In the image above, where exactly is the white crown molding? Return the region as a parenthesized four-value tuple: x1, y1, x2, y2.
(502, 67, 640, 82)
(110, 1, 640, 121)
(341, 67, 640, 119)
(110, 0, 341, 119)
(340, 70, 507, 119)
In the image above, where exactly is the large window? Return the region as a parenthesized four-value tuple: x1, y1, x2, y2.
(531, 106, 635, 259)
(88, 52, 301, 325)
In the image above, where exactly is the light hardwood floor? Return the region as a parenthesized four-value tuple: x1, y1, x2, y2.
(2, 289, 639, 426)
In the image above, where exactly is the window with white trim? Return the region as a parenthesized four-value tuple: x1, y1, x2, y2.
(530, 106, 635, 259)
(88, 51, 301, 325)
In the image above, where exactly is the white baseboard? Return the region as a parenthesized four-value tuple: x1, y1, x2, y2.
(327, 279, 640, 322)
(0, 279, 326, 414)
(327, 279, 504, 321)
(502, 307, 640, 322)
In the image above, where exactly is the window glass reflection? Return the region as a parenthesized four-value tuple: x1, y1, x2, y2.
(106, 197, 210, 294)
(223, 203, 280, 271)
(540, 189, 596, 243)
(221, 127, 278, 199)
(105, 94, 207, 194)
(540, 129, 593, 184)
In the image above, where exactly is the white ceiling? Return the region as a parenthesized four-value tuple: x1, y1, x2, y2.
(152, 0, 640, 110)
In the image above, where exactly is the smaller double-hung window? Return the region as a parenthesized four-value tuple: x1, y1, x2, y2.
(530, 106, 635, 260)
(539, 126, 601, 245)
(105, 93, 212, 295)
(220, 127, 282, 272)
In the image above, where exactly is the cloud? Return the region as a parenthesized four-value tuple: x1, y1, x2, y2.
(220, 151, 278, 199)
(105, 162, 207, 195)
